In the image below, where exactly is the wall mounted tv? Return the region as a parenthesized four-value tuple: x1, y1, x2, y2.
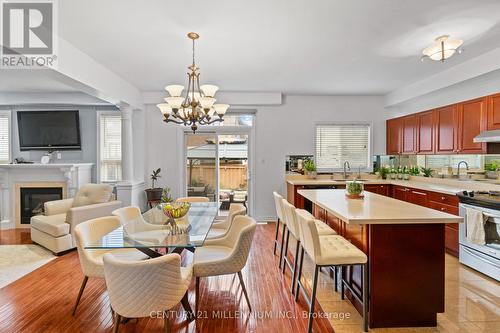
(17, 110, 81, 151)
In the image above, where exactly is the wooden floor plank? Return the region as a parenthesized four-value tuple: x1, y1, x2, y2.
(0, 224, 334, 333)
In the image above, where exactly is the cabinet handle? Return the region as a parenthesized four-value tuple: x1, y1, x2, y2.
(441, 207, 446, 211)
(441, 196, 446, 201)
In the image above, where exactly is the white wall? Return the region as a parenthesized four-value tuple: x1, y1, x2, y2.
(386, 68, 500, 118)
(143, 94, 387, 221)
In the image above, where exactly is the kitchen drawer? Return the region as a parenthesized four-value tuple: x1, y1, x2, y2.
(428, 201, 459, 215)
(427, 192, 459, 206)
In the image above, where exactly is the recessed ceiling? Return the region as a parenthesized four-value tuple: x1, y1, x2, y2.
(52, 0, 500, 95)
(0, 70, 79, 93)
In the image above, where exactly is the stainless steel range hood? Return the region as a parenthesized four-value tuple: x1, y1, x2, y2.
(473, 130, 500, 143)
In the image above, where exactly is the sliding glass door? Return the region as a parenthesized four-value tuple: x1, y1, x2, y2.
(184, 131, 251, 215)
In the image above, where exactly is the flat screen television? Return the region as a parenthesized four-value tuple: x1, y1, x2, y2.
(17, 110, 81, 151)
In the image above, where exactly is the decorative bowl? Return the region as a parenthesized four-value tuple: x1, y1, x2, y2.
(163, 202, 190, 219)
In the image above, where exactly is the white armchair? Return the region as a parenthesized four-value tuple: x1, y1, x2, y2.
(193, 215, 257, 312)
(112, 206, 170, 244)
(207, 203, 246, 239)
(103, 253, 193, 333)
(72, 216, 148, 315)
(31, 184, 122, 255)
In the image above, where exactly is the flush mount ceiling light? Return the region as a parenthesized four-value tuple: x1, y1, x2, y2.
(157, 32, 229, 133)
(421, 35, 463, 62)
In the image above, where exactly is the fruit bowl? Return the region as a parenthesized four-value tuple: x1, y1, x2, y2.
(163, 202, 190, 219)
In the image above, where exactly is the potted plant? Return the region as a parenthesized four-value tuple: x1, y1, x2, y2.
(485, 161, 499, 179)
(345, 179, 364, 199)
(161, 186, 173, 203)
(376, 166, 390, 180)
(304, 159, 317, 179)
(420, 167, 434, 178)
(145, 168, 163, 202)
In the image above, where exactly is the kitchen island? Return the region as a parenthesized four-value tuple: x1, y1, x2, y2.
(297, 189, 463, 329)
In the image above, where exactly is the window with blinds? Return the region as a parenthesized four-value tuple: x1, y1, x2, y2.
(0, 113, 10, 163)
(315, 123, 371, 171)
(99, 114, 122, 182)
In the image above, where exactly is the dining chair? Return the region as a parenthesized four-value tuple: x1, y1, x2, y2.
(103, 253, 193, 333)
(193, 215, 257, 313)
(272, 191, 286, 268)
(112, 206, 170, 243)
(72, 216, 148, 315)
(176, 196, 210, 203)
(207, 203, 246, 239)
(295, 209, 368, 333)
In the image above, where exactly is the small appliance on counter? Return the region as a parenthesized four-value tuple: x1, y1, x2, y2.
(457, 191, 500, 281)
(286, 154, 313, 174)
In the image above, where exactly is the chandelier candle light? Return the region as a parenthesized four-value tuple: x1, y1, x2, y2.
(157, 32, 229, 133)
(421, 35, 463, 62)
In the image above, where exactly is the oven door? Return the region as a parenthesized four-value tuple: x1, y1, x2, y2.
(459, 203, 500, 258)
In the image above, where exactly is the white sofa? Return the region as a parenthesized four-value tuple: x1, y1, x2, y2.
(30, 184, 122, 255)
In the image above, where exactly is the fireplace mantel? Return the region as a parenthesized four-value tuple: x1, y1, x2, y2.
(0, 163, 93, 229)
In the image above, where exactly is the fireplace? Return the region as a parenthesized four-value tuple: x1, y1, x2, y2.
(20, 187, 63, 224)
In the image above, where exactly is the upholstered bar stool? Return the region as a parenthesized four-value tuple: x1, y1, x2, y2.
(272, 192, 286, 268)
(295, 209, 368, 333)
(280, 199, 337, 294)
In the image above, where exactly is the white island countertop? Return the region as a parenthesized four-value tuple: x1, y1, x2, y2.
(298, 189, 463, 225)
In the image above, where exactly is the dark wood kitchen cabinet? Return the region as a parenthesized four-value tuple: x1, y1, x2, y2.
(401, 115, 417, 154)
(386, 118, 402, 154)
(407, 189, 428, 206)
(364, 184, 391, 196)
(416, 110, 434, 154)
(392, 185, 409, 201)
(457, 97, 487, 154)
(434, 104, 458, 154)
(487, 93, 500, 130)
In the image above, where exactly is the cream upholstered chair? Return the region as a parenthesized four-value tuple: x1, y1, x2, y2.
(176, 196, 209, 203)
(103, 253, 193, 333)
(281, 200, 337, 294)
(295, 209, 368, 333)
(112, 206, 170, 243)
(193, 215, 257, 312)
(272, 191, 286, 268)
(31, 184, 122, 255)
(207, 203, 246, 239)
(72, 216, 148, 316)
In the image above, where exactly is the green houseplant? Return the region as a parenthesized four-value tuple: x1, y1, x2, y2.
(485, 161, 499, 179)
(346, 180, 364, 198)
(420, 167, 433, 178)
(145, 168, 163, 203)
(304, 159, 317, 179)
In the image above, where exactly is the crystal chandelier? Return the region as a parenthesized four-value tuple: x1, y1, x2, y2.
(421, 35, 463, 62)
(157, 32, 229, 133)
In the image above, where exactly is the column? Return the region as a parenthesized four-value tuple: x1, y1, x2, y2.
(121, 106, 134, 183)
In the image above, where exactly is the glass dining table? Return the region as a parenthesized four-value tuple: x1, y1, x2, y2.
(85, 202, 219, 258)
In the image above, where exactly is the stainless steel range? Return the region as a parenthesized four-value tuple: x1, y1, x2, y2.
(457, 191, 500, 281)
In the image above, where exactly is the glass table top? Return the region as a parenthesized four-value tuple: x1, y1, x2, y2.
(85, 202, 219, 249)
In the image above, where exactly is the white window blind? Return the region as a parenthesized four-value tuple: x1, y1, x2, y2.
(99, 114, 122, 182)
(0, 113, 10, 163)
(316, 124, 371, 171)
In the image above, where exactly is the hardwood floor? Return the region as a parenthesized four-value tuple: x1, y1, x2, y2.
(0, 228, 32, 245)
(0, 224, 334, 333)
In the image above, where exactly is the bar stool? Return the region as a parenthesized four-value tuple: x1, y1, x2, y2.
(281, 200, 337, 294)
(272, 191, 286, 268)
(295, 209, 368, 333)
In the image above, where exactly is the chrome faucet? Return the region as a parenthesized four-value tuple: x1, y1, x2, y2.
(457, 161, 469, 179)
(343, 161, 351, 180)
(357, 165, 362, 179)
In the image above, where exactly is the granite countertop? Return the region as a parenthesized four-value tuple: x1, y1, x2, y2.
(298, 189, 463, 225)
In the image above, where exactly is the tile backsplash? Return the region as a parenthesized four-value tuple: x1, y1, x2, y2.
(376, 154, 500, 171)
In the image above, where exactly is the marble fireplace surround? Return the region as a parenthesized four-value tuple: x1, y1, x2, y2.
(0, 163, 93, 229)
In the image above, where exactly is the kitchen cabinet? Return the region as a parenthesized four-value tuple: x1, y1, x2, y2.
(401, 115, 417, 154)
(434, 104, 458, 154)
(487, 93, 500, 130)
(457, 97, 487, 154)
(386, 118, 402, 154)
(364, 184, 391, 196)
(416, 111, 434, 154)
(392, 185, 409, 201)
(407, 189, 428, 207)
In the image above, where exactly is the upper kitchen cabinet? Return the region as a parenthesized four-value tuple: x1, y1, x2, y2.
(434, 104, 458, 154)
(457, 97, 487, 154)
(386, 117, 402, 155)
(416, 111, 434, 154)
(487, 93, 500, 130)
(401, 115, 416, 154)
